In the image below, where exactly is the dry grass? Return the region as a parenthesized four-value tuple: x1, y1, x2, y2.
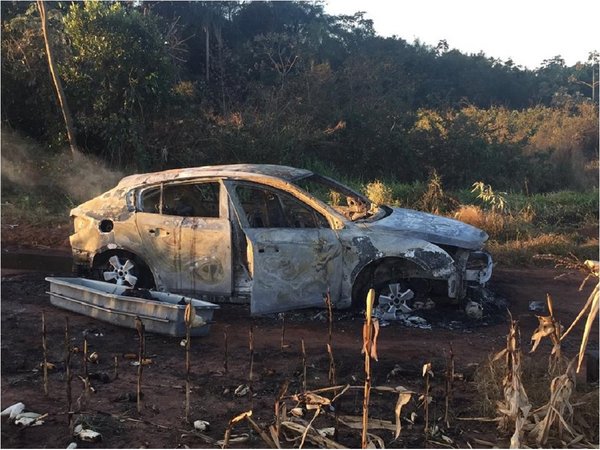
(364, 180, 395, 206)
(455, 205, 507, 238)
(487, 234, 598, 266)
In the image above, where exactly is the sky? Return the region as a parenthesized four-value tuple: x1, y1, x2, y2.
(323, 0, 599, 69)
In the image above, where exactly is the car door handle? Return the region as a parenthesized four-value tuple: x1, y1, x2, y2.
(148, 228, 170, 237)
(258, 245, 279, 253)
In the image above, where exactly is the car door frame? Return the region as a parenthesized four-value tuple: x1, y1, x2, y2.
(133, 178, 233, 296)
(224, 180, 343, 315)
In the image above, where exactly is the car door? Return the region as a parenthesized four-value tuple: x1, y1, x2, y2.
(135, 180, 232, 295)
(227, 181, 342, 315)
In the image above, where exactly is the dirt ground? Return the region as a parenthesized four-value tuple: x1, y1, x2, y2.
(1, 228, 599, 448)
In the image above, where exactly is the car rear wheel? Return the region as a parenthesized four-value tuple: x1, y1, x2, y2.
(92, 252, 155, 289)
(102, 255, 138, 287)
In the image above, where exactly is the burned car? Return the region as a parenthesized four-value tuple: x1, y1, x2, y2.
(70, 164, 493, 315)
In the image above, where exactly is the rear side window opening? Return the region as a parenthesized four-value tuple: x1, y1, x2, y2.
(140, 182, 220, 218)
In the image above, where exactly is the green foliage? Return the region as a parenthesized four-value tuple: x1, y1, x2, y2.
(61, 2, 174, 167)
(1, 1, 598, 186)
(1, 3, 67, 146)
(471, 182, 508, 213)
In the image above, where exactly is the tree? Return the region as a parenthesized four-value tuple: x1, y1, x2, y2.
(36, 0, 80, 157)
(61, 2, 175, 167)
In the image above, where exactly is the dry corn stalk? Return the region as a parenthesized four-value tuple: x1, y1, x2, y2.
(301, 339, 307, 392)
(135, 316, 146, 414)
(223, 330, 229, 373)
(444, 344, 455, 427)
(361, 288, 377, 449)
(394, 386, 413, 439)
(529, 358, 578, 446)
(324, 291, 337, 385)
(222, 410, 252, 449)
(64, 317, 73, 433)
(421, 362, 433, 434)
(281, 421, 346, 449)
(41, 312, 49, 396)
(221, 410, 276, 449)
(560, 261, 599, 373)
(530, 294, 564, 374)
(184, 302, 194, 422)
(273, 380, 289, 442)
(493, 316, 531, 449)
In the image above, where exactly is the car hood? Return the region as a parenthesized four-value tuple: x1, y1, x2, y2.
(366, 207, 488, 250)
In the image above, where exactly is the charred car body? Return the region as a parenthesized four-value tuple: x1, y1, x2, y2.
(70, 164, 493, 315)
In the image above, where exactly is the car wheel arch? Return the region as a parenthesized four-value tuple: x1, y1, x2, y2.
(91, 248, 156, 289)
(349, 247, 455, 307)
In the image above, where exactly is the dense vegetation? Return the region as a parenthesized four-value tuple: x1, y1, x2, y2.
(2, 1, 598, 192)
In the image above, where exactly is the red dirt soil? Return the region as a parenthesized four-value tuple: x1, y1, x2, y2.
(1, 226, 598, 448)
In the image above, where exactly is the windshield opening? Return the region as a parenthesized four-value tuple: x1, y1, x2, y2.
(294, 174, 382, 221)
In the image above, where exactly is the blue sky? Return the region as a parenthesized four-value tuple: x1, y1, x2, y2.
(323, 0, 599, 69)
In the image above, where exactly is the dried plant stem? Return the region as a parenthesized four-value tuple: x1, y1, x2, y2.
(361, 288, 376, 449)
(113, 355, 119, 380)
(42, 312, 48, 396)
(274, 380, 288, 440)
(223, 330, 228, 373)
(327, 343, 337, 387)
(280, 314, 286, 351)
(183, 303, 194, 422)
(82, 333, 90, 405)
(300, 406, 321, 449)
(324, 291, 336, 385)
(222, 411, 252, 449)
(64, 317, 73, 433)
(444, 344, 455, 427)
(135, 317, 145, 414)
(301, 338, 307, 392)
(249, 325, 254, 382)
(424, 369, 431, 433)
(185, 319, 191, 422)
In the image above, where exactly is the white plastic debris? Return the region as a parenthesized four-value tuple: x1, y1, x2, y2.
(191, 315, 206, 328)
(465, 301, 483, 319)
(74, 424, 102, 442)
(317, 427, 335, 437)
(234, 384, 250, 397)
(66, 443, 77, 449)
(193, 420, 210, 431)
(528, 300, 546, 313)
(1, 402, 25, 420)
(400, 315, 431, 329)
(15, 412, 44, 427)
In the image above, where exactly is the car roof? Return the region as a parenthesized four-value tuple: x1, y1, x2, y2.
(116, 164, 313, 189)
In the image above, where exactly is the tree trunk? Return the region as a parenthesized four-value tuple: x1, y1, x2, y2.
(36, 0, 80, 157)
